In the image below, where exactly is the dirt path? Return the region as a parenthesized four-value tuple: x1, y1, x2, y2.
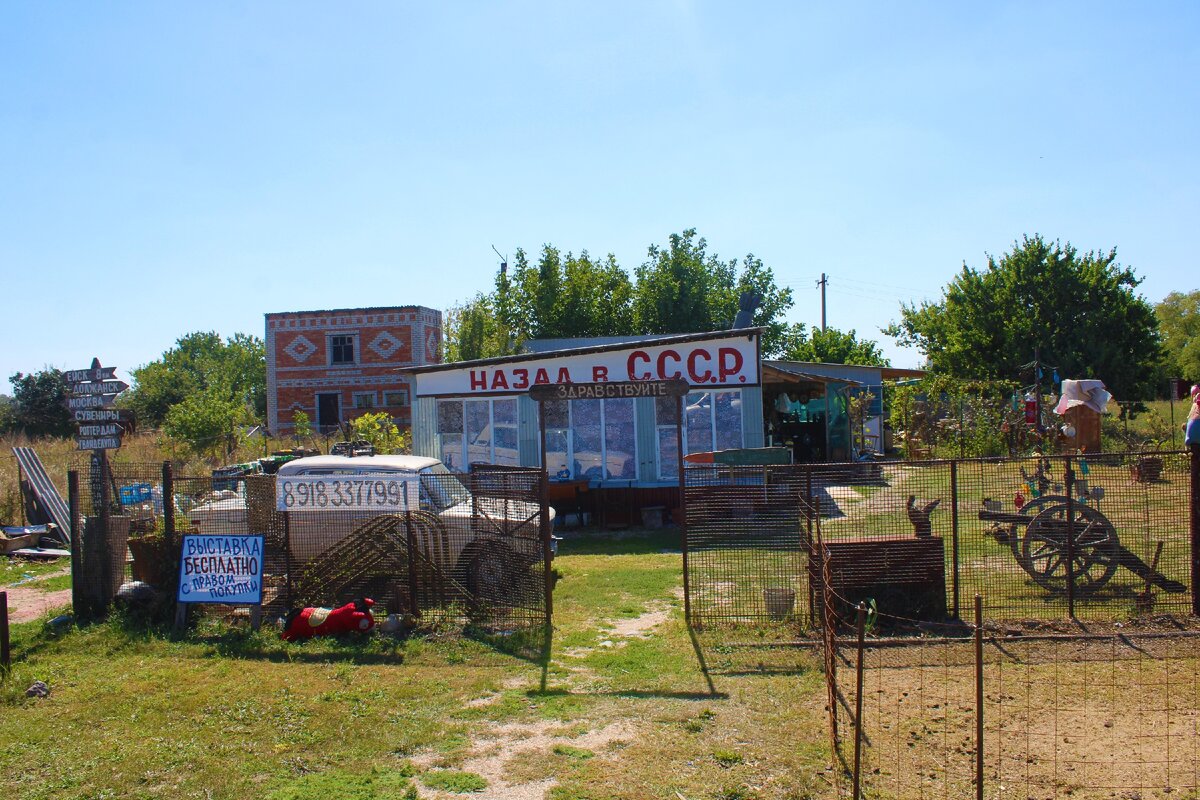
(5, 585, 72, 623)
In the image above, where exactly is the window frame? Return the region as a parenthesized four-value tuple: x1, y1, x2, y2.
(352, 391, 376, 410)
(656, 389, 744, 480)
(329, 334, 357, 365)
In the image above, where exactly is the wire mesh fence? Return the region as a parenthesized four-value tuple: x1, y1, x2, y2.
(69, 458, 552, 640)
(834, 602, 1200, 799)
(683, 450, 1196, 635)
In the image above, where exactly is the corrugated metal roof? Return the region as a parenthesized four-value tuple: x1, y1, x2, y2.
(762, 361, 863, 386)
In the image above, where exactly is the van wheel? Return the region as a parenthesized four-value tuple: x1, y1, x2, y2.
(467, 541, 516, 603)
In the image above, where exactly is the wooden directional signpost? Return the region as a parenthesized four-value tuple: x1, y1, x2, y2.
(62, 359, 128, 452)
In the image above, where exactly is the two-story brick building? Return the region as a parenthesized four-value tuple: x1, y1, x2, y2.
(265, 306, 442, 435)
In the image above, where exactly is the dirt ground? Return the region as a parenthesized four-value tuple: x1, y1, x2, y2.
(842, 634, 1200, 799)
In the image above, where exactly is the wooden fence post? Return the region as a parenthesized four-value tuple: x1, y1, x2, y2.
(68, 471, 81, 621)
(0, 591, 10, 671)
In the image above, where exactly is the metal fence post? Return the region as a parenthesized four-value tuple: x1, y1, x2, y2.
(974, 593, 984, 800)
(405, 510, 421, 618)
(852, 603, 866, 799)
(1065, 456, 1075, 618)
(161, 461, 175, 544)
(951, 460, 960, 618)
(541, 468, 553, 638)
(1191, 445, 1200, 616)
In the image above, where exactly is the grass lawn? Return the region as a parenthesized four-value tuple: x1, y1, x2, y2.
(0, 529, 833, 800)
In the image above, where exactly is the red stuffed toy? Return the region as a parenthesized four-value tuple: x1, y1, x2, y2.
(282, 598, 376, 641)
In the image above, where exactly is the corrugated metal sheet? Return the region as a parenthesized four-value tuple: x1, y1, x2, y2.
(12, 447, 72, 543)
(411, 397, 438, 458)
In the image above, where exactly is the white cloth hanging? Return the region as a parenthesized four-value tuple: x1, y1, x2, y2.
(1053, 379, 1111, 415)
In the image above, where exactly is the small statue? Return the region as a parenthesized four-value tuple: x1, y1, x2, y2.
(905, 495, 940, 538)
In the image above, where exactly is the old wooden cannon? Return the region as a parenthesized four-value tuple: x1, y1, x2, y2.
(978, 497, 1185, 596)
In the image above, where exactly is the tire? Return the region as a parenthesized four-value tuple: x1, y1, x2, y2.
(466, 540, 518, 605)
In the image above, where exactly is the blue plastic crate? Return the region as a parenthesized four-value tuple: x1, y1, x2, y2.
(119, 483, 153, 505)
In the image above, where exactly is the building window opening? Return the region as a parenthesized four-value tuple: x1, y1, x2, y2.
(353, 392, 376, 410)
(384, 390, 409, 407)
(657, 389, 743, 479)
(330, 334, 356, 365)
(436, 398, 520, 472)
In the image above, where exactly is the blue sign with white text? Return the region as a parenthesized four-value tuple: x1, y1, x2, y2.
(176, 534, 265, 605)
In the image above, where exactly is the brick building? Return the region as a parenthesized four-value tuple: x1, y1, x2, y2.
(265, 306, 442, 435)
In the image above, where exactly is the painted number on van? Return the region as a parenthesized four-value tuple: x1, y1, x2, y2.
(276, 476, 420, 512)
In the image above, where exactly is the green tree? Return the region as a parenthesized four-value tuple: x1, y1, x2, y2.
(631, 229, 794, 355)
(348, 412, 410, 454)
(5, 369, 73, 438)
(780, 324, 890, 366)
(443, 294, 521, 362)
(500, 246, 635, 341)
(125, 331, 266, 427)
(885, 235, 1162, 397)
(1155, 290, 1200, 380)
(162, 387, 245, 460)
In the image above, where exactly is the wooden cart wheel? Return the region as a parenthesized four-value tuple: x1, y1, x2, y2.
(1006, 494, 1064, 572)
(1020, 502, 1120, 596)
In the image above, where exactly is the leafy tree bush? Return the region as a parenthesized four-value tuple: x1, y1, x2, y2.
(445, 229, 804, 360)
(1156, 290, 1200, 382)
(780, 324, 889, 365)
(125, 331, 265, 428)
(348, 412, 410, 454)
(4, 370, 73, 438)
(886, 235, 1162, 397)
(162, 387, 244, 461)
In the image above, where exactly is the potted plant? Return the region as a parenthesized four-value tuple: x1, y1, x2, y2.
(762, 586, 796, 620)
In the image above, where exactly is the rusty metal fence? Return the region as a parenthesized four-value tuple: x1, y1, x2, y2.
(683, 450, 1196, 633)
(69, 459, 552, 637)
(832, 598, 1200, 799)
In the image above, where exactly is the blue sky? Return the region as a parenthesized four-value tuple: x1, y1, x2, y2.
(2, 2, 1197, 386)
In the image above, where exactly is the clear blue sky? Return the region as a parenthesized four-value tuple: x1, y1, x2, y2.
(2, 2, 1196, 386)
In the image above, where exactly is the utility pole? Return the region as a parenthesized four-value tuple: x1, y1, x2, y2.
(817, 273, 827, 331)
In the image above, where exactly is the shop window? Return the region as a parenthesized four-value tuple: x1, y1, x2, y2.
(384, 390, 409, 407)
(437, 400, 464, 472)
(330, 334, 356, 365)
(353, 392, 376, 410)
(437, 397, 520, 471)
(543, 398, 638, 481)
(656, 389, 743, 479)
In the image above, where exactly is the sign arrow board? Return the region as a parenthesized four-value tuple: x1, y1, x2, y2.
(74, 408, 122, 423)
(68, 394, 118, 410)
(76, 436, 122, 451)
(78, 423, 121, 437)
(70, 380, 129, 396)
(64, 366, 117, 384)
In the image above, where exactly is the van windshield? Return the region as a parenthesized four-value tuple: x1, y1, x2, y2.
(419, 463, 471, 511)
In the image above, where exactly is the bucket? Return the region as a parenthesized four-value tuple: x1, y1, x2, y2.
(640, 505, 665, 529)
(762, 587, 796, 620)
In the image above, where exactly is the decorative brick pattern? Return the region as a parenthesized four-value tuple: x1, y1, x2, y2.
(265, 305, 442, 434)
